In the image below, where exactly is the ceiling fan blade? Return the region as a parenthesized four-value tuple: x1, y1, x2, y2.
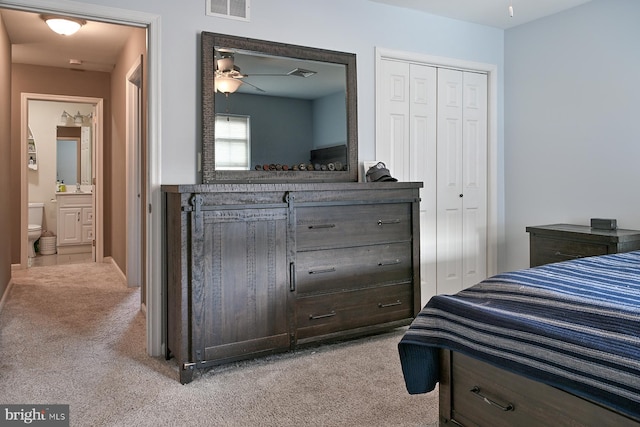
(243, 68, 317, 78)
(241, 80, 266, 93)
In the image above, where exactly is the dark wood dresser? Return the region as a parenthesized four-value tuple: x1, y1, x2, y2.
(526, 224, 640, 267)
(163, 182, 421, 383)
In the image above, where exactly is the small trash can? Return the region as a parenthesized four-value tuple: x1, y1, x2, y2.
(39, 235, 57, 255)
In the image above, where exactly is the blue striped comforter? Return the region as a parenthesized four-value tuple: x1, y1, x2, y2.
(398, 251, 640, 420)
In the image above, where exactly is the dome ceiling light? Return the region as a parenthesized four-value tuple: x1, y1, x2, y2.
(41, 15, 86, 36)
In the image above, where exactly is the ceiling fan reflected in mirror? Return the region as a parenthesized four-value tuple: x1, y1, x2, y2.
(214, 49, 317, 94)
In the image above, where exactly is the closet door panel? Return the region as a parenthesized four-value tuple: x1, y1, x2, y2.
(378, 59, 410, 179)
(437, 68, 464, 294)
(462, 72, 488, 288)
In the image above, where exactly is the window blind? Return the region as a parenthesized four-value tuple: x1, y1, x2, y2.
(215, 114, 250, 170)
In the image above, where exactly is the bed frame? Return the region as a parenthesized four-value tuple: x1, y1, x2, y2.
(438, 349, 640, 427)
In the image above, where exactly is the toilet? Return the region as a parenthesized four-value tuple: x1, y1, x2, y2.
(28, 202, 44, 258)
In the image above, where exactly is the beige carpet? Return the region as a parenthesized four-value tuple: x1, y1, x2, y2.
(1, 263, 438, 427)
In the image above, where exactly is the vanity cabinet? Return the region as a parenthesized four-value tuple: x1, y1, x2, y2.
(57, 193, 93, 253)
(163, 182, 421, 383)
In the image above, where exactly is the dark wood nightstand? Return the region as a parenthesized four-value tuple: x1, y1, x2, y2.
(526, 224, 640, 267)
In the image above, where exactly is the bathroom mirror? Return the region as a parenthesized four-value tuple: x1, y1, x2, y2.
(56, 126, 92, 187)
(201, 32, 358, 182)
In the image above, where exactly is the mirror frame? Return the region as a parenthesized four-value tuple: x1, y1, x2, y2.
(201, 32, 358, 183)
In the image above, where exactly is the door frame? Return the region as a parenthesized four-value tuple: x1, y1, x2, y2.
(126, 57, 143, 290)
(5, 0, 163, 357)
(374, 47, 499, 301)
(21, 94, 104, 265)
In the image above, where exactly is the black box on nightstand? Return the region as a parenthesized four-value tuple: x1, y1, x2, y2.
(590, 218, 617, 230)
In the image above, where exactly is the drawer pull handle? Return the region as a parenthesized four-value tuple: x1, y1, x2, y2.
(378, 259, 400, 266)
(378, 300, 402, 308)
(309, 311, 336, 320)
(308, 267, 336, 275)
(378, 219, 401, 226)
(470, 386, 515, 412)
(289, 262, 296, 292)
(308, 224, 335, 229)
(554, 251, 582, 259)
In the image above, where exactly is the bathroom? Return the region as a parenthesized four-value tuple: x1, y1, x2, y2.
(28, 99, 95, 266)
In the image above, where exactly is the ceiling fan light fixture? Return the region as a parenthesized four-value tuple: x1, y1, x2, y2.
(215, 76, 243, 94)
(216, 57, 235, 73)
(42, 15, 86, 36)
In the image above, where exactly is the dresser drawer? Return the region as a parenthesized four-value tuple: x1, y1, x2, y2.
(295, 242, 412, 295)
(296, 203, 411, 250)
(530, 236, 608, 266)
(295, 283, 413, 340)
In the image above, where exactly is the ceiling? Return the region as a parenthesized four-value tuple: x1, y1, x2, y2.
(369, 0, 593, 29)
(0, 8, 135, 72)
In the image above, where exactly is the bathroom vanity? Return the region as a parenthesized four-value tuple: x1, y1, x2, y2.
(56, 192, 93, 254)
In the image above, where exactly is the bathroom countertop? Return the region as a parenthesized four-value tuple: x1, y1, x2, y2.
(56, 191, 93, 195)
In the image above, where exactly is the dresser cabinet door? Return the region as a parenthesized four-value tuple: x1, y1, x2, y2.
(196, 208, 290, 362)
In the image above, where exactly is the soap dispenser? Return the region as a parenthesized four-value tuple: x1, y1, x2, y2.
(60, 180, 66, 192)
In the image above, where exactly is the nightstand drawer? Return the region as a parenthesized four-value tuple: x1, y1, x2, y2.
(295, 283, 413, 339)
(530, 236, 607, 266)
(295, 242, 412, 295)
(296, 203, 411, 250)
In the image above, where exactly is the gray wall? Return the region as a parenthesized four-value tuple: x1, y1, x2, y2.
(504, 0, 640, 271)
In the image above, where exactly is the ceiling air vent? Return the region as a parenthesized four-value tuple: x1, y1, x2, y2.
(206, 0, 250, 21)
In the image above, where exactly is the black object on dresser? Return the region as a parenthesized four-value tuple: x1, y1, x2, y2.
(163, 182, 422, 383)
(526, 223, 640, 267)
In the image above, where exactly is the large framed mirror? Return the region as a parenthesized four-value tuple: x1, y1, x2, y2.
(201, 32, 358, 183)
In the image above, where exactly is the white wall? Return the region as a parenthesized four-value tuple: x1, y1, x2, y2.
(504, 0, 640, 271)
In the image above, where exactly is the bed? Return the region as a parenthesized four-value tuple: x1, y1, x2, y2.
(398, 251, 640, 426)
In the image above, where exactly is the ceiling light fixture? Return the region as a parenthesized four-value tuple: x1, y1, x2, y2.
(42, 15, 86, 36)
(215, 76, 243, 94)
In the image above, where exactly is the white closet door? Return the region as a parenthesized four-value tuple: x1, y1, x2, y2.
(410, 64, 437, 303)
(377, 59, 488, 301)
(436, 69, 488, 294)
(461, 71, 488, 289)
(377, 59, 410, 179)
(377, 60, 437, 303)
(436, 68, 464, 295)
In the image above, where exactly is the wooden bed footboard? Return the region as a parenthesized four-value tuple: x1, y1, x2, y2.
(438, 349, 640, 427)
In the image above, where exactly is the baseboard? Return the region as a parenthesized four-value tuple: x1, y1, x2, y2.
(0, 280, 14, 313)
(103, 256, 127, 284)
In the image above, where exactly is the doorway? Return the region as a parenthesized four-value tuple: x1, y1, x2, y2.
(22, 95, 103, 267)
(4, 1, 163, 357)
